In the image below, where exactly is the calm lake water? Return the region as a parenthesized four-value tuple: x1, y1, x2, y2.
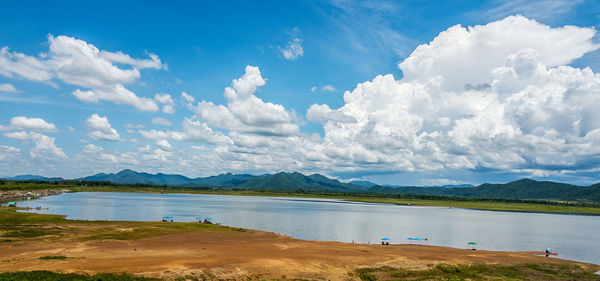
(16, 192, 600, 264)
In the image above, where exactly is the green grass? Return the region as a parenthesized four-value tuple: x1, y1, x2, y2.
(0, 270, 159, 280)
(38, 256, 67, 260)
(354, 263, 600, 281)
(0, 207, 242, 243)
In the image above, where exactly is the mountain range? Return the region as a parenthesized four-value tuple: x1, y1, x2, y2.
(5, 169, 600, 203)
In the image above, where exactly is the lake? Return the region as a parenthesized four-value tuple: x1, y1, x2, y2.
(17, 192, 600, 264)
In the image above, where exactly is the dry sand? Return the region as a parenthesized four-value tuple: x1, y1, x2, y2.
(1, 224, 596, 280)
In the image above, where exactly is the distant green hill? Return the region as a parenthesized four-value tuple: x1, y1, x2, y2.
(6, 174, 64, 182)
(9, 169, 598, 203)
(238, 172, 366, 192)
(368, 179, 600, 203)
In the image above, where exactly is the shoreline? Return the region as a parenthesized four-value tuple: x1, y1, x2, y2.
(0, 189, 70, 204)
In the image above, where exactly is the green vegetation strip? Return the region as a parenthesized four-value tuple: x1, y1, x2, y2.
(353, 263, 600, 281)
(0, 207, 244, 242)
(3, 181, 600, 215)
(38, 256, 67, 260)
(0, 270, 158, 281)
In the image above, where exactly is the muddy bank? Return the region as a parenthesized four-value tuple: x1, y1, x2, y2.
(0, 189, 70, 203)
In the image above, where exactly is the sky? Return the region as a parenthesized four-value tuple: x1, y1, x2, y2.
(1, 0, 600, 186)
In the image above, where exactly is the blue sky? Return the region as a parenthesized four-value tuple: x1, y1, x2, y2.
(1, 0, 600, 185)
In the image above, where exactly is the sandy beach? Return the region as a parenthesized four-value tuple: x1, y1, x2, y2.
(1, 221, 597, 280)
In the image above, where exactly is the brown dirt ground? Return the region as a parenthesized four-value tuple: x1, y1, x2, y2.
(0, 224, 597, 280)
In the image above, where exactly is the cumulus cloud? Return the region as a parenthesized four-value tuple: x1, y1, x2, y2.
(85, 114, 120, 141)
(139, 118, 231, 145)
(278, 27, 304, 60)
(307, 104, 356, 123)
(181, 91, 194, 102)
(399, 15, 599, 92)
(151, 117, 171, 126)
(194, 65, 300, 136)
(4, 131, 66, 159)
(0, 83, 18, 93)
(306, 15, 600, 177)
(156, 139, 172, 150)
(7, 116, 57, 132)
(155, 93, 175, 114)
(0, 35, 164, 111)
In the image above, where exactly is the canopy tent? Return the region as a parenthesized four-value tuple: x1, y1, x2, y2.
(468, 242, 477, 250)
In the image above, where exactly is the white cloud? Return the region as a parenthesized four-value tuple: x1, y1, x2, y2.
(195, 65, 300, 136)
(8, 116, 57, 132)
(155, 93, 174, 104)
(162, 105, 175, 114)
(67, 126, 75, 132)
(85, 114, 120, 141)
(156, 139, 172, 150)
(0, 35, 164, 111)
(139, 118, 231, 145)
(305, 15, 600, 175)
(181, 91, 194, 102)
(4, 131, 66, 159)
(278, 27, 304, 60)
(0, 47, 52, 82)
(151, 117, 172, 126)
(322, 85, 336, 92)
(0, 83, 18, 93)
(125, 123, 145, 129)
(399, 15, 599, 92)
(307, 104, 356, 123)
(310, 86, 317, 92)
(0, 145, 20, 162)
(155, 93, 175, 114)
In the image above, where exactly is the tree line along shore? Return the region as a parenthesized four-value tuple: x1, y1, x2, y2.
(2, 180, 600, 215)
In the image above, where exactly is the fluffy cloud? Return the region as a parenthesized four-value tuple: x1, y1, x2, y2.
(4, 131, 66, 159)
(0, 35, 164, 111)
(195, 65, 300, 136)
(399, 15, 599, 92)
(85, 114, 120, 141)
(155, 93, 175, 114)
(181, 91, 194, 102)
(7, 116, 57, 132)
(307, 104, 356, 123)
(306, 15, 600, 177)
(0, 83, 18, 93)
(139, 118, 231, 145)
(278, 27, 304, 60)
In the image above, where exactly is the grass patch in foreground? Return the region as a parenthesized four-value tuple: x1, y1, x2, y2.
(0, 270, 158, 280)
(0, 207, 244, 242)
(38, 256, 67, 260)
(353, 263, 600, 281)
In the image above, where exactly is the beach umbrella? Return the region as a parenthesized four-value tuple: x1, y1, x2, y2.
(468, 242, 477, 250)
(381, 238, 390, 241)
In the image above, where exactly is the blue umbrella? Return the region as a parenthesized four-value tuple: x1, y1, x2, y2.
(381, 238, 390, 241)
(162, 216, 173, 219)
(195, 217, 203, 220)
